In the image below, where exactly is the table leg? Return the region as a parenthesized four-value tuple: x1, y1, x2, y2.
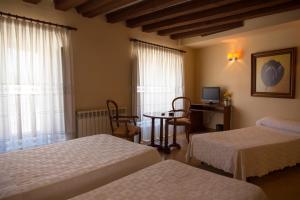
(158, 118, 163, 150)
(164, 119, 170, 154)
(169, 118, 181, 149)
(173, 119, 177, 144)
(150, 117, 155, 147)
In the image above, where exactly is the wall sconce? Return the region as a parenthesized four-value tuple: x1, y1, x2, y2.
(227, 51, 241, 62)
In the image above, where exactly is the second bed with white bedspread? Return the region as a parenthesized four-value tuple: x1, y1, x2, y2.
(187, 122, 300, 180)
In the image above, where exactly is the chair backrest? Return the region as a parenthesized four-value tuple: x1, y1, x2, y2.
(106, 100, 119, 133)
(172, 96, 191, 117)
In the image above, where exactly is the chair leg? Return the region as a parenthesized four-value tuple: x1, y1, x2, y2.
(173, 124, 177, 144)
(185, 125, 191, 143)
(186, 132, 189, 143)
(138, 132, 142, 143)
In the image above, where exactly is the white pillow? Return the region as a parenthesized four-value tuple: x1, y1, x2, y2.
(256, 117, 300, 133)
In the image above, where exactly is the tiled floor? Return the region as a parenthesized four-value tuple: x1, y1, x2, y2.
(157, 132, 300, 200)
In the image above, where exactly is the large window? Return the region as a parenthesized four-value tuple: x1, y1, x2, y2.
(131, 41, 184, 140)
(0, 17, 74, 152)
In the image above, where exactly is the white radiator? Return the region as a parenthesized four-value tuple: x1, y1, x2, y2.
(76, 107, 127, 138)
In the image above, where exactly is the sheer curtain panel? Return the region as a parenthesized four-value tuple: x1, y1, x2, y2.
(0, 16, 75, 152)
(131, 41, 184, 141)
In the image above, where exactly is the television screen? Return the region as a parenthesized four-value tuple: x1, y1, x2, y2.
(202, 87, 220, 103)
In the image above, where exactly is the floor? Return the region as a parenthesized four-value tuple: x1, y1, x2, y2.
(157, 132, 300, 200)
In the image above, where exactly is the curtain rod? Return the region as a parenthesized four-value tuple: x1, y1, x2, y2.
(130, 38, 186, 53)
(0, 11, 77, 31)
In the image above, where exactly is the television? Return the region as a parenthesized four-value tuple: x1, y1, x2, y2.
(202, 87, 220, 104)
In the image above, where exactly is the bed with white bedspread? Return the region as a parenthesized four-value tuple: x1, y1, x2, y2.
(69, 160, 267, 200)
(186, 117, 300, 180)
(0, 134, 161, 200)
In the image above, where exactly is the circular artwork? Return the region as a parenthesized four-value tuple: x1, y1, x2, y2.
(261, 60, 284, 87)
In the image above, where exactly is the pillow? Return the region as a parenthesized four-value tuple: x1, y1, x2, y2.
(256, 117, 300, 133)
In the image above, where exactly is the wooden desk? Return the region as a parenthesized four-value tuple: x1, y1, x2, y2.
(190, 103, 231, 132)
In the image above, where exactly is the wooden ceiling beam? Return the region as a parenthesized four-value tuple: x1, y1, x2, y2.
(106, 0, 188, 23)
(143, 0, 291, 32)
(159, 18, 241, 36)
(78, 0, 139, 17)
(126, 0, 240, 28)
(158, 0, 300, 36)
(170, 21, 244, 39)
(54, 0, 89, 11)
(23, 0, 41, 4)
(76, 0, 112, 14)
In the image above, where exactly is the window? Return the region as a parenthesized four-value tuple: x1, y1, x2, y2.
(131, 41, 184, 140)
(0, 17, 74, 152)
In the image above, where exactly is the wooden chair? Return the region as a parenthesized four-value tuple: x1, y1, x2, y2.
(106, 100, 141, 143)
(168, 97, 192, 143)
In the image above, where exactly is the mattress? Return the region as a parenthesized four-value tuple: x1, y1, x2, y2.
(186, 126, 300, 180)
(69, 160, 267, 200)
(0, 134, 161, 200)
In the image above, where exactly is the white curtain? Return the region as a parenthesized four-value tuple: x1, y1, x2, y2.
(131, 41, 184, 141)
(0, 16, 75, 153)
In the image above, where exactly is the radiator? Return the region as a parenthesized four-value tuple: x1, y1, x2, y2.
(76, 107, 127, 138)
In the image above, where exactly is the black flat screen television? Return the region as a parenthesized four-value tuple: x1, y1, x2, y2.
(202, 87, 220, 104)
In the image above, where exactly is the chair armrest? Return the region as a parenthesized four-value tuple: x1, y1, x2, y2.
(118, 115, 139, 119)
(171, 109, 185, 112)
(117, 119, 131, 123)
(114, 116, 138, 126)
(169, 109, 191, 118)
(119, 116, 138, 125)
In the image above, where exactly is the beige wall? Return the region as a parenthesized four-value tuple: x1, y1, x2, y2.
(194, 21, 300, 128)
(0, 0, 195, 112)
(3, 1, 300, 129)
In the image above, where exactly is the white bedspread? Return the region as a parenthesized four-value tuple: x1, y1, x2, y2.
(69, 160, 267, 200)
(187, 126, 300, 180)
(0, 134, 161, 200)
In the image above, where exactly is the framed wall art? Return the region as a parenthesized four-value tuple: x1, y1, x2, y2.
(251, 47, 297, 98)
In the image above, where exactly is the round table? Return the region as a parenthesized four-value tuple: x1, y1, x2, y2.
(143, 111, 185, 153)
